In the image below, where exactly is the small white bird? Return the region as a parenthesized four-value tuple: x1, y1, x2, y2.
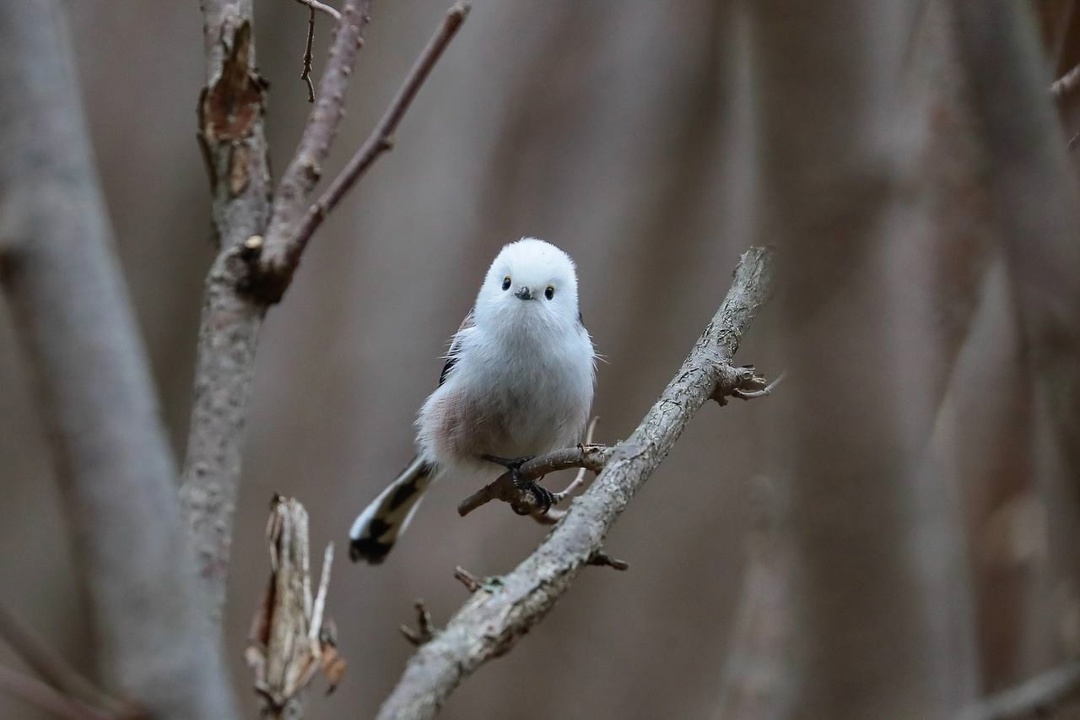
(349, 238, 596, 563)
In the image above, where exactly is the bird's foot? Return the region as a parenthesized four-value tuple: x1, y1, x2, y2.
(510, 470, 554, 515)
(480, 454, 552, 514)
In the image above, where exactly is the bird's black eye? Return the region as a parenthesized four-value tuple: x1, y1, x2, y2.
(502, 276, 512, 291)
(545, 285, 555, 300)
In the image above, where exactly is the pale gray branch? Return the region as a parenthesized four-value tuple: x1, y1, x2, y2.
(182, 0, 273, 619)
(373, 246, 774, 720)
(1051, 63, 1080, 101)
(0, 2, 237, 717)
(956, 660, 1080, 720)
(294, 0, 341, 21)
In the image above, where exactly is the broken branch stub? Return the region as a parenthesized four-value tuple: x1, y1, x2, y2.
(247, 495, 345, 718)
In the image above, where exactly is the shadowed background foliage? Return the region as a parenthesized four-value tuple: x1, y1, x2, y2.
(3, 1, 1080, 718)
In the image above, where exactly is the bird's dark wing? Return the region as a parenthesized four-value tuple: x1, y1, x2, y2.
(438, 308, 475, 386)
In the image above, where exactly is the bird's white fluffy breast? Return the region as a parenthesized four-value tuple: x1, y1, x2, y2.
(416, 322, 594, 476)
(415, 237, 595, 478)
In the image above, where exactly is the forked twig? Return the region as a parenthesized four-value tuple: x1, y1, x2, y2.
(295, 2, 471, 253)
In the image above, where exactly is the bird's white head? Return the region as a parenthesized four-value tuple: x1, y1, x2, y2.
(474, 238, 581, 333)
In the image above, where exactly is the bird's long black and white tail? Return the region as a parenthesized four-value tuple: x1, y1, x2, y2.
(349, 457, 434, 563)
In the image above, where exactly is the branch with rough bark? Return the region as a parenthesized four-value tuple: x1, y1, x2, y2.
(372, 246, 775, 720)
(182, 0, 469, 620)
(0, 2, 239, 718)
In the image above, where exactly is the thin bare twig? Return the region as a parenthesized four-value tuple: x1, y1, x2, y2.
(0, 605, 138, 719)
(251, 0, 374, 301)
(301, 7, 317, 102)
(292, 0, 343, 103)
(310, 542, 335, 643)
(1051, 62, 1080, 101)
(0, 666, 114, 720)
(374, 247, 774, 720)
(712, 365, 774, 405)
(277, 1, 471, 288)
(452, 567, 483, 594)
(456, 444, 615, 517)
(552, 416, 600, 503)
(294, 0, 341, 21)
(957, 660, 1080, 720)
(586, 549, 629, 571)
(534, 417, 603, 525)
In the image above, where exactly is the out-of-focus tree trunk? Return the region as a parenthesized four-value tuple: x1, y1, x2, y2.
(746, 1, 1080, 717)
(0, 2, 238, 718)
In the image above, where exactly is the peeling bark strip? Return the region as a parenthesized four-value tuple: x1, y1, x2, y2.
(0, 2, 238, 717)
(374, 247, 775, 720)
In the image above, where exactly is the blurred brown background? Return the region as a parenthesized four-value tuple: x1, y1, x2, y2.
(4, 0, 1080, 718)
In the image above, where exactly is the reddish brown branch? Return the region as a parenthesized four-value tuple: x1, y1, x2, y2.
(255, 2, 471, 301)
(253, 0, 374, 300)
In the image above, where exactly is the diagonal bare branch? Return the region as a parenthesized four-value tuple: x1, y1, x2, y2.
(253, 1, 471, 302)
(0, 605, 139, 719)
(373, 246, 774, 720)
(0, 666, 116, 720)
(249, 0, 374, 301)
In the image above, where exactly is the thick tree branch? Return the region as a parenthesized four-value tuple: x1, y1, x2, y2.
(0, 2, 238, 718)
(183, 0, 371, 617)
(373, 246, 774, 720)
(291, 2, 471, 260)
(183, 0, 274, 621)
(182, 1, 468, 617)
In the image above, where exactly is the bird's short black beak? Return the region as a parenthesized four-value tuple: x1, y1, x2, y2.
(514, 286, 534, 301)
